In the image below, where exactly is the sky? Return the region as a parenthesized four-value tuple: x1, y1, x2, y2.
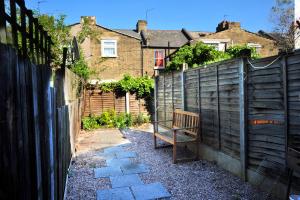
(24, 0, 277, 33)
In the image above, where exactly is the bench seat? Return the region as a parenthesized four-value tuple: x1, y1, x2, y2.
(154, 130, 196, 144)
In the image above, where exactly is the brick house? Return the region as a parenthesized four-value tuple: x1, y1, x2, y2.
(191, 21, 278, 57)
(70, 17, 278, 82)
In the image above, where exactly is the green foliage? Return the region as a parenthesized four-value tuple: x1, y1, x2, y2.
(167, 42, 260, 71)
(70, 56, 91, 81)
(99, 110, 116, 128)
(167, 45, 193, 71)
(134, 113, 150, 126)
(36, 14, 71, 67)
(82, 116, 100, 130)
(192, 42, 230, 65)
(226, 45, 259, 59)
(94, 75, 154, 99)
(82, 110, 140, 130)
(114, 113, 133, 129)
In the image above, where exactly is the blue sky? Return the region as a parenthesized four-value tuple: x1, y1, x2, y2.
(25, 0, 276, 33)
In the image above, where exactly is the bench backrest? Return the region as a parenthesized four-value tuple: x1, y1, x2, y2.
(173, 109, 200, 137)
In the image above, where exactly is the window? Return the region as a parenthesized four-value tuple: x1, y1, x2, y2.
(203, 41, 227, 51)
(205, 43, 219, 50)
(154, 50, 164, 69)
(247, 43, 262, 53)
(101, 40, 117, 57)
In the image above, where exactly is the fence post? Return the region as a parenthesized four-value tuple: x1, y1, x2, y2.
(181, 63, 187, 110)
(154, 74, 158, 132)
(10, 0, 18, 48)
(216, 65, 221, 150)
(20, 0, 27, 57)
(239, 57, 248, 181)
(0, 0, 7, 44)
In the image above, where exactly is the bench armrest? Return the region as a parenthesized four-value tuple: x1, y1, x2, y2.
(152, 120, 173, 124)
(172, 126, 199, 131)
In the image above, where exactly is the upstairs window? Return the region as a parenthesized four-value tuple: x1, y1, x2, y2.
(101, 40, 117, 57)
(247, 43, 262, 53)
(154, 50, 164, 69)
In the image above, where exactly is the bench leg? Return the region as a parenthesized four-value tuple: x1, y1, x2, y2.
(173, 143, 177, 164)
(196, 141, 199, 160)
(154, 134, 157, 149)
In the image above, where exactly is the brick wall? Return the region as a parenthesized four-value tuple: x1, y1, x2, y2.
(71, 24, 142, 81)
(200, 28, 278, 57)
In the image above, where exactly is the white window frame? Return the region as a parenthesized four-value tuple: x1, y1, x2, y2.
(101, 39, 117, 57)
(202, 40, 226, 51)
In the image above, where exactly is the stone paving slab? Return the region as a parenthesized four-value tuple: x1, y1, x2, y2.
(97, 152, 116, 160)
(97, 187, 134, 200)
(121, 163, 149, 175)
(115, 151, 137, 159)
(110, 174, 143, 188)
(94, 166, 123, 178)
(103, 146, 124, 154)
(106, 158, 132, 167)
(131, 182, 171, 200)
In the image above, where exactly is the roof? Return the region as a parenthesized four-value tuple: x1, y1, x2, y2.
(188, 31, 213, 40)
(113, 29, 141, 40)
(258, 30, 283, 42)
(69, 23, 141, 40)
(142, 29, 190, 48)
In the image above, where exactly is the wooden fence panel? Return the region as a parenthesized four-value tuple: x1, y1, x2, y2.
(287, 53, 300, 152)
(185, 69, 199, 113)
(155, 53, 300, 191)
(165, 72, 173, 127)
(199, 65, 219, 148)
(218, 60, 240, 159)
(246, 57, 286, 174)
(173, 71, 183, 110)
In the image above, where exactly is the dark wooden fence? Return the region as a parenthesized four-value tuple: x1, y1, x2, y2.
(0, 0, 82, 199)
(155, 52, 300, 194)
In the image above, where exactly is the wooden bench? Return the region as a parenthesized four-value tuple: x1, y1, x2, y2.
(153, 109, 201, 163)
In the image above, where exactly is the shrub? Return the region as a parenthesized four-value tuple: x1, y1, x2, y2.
(81, 111, 136, 130)
(134, 113, 150, 125)
(99, 110, 116, 128)
(82, 116, 100, 130)
(226, 45, 260, 59)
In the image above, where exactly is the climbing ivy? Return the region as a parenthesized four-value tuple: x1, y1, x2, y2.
(166, 42, 260, 71)
(88, 75, 154, 99)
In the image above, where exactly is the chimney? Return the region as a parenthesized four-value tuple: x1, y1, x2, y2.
(80, 16, 97, 25)
(136, 20, 147, 33)
(216, 21, 241, 32)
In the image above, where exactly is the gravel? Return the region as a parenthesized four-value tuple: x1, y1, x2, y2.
(66, 127, 275, 200)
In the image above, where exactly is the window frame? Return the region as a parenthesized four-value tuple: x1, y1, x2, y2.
(101, 39, 118, 57)
(154, 50, 165, 69)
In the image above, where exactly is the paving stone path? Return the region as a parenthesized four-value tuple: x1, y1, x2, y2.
(94, 145, 171, 200)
